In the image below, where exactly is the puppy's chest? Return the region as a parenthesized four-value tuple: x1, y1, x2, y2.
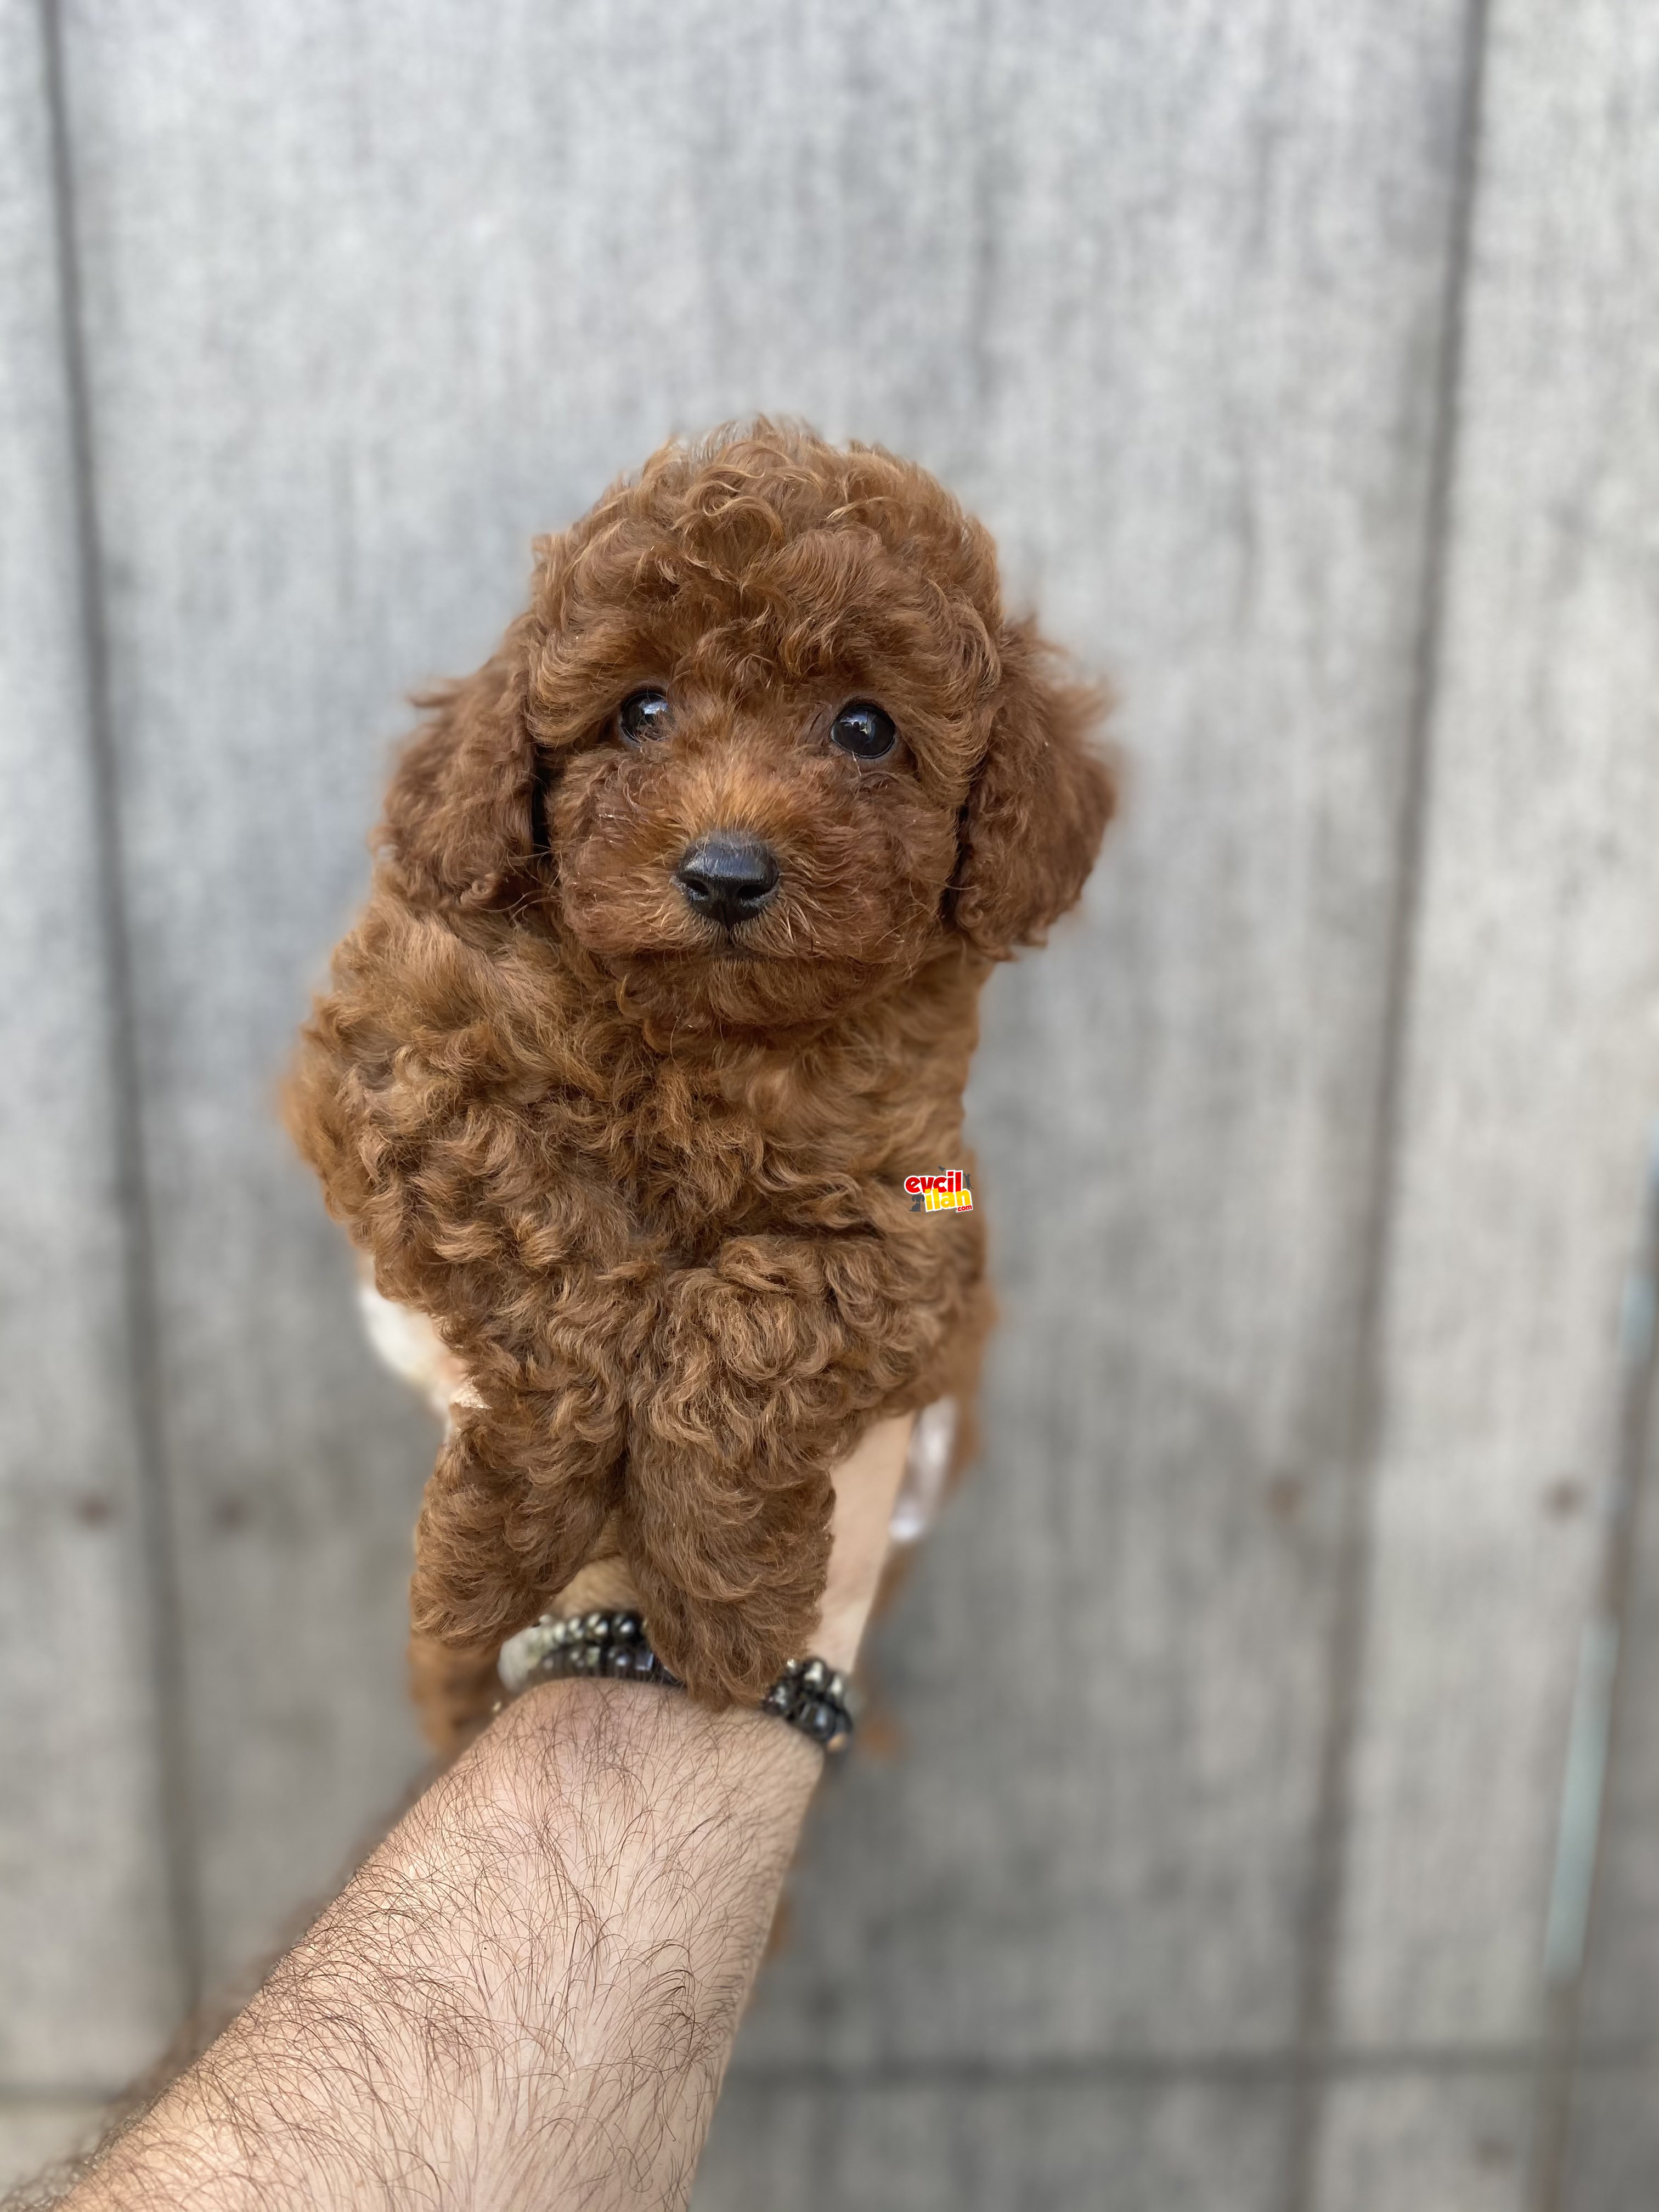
(556, 1075, 899, 1245)
(624, 1098, 865, 1239)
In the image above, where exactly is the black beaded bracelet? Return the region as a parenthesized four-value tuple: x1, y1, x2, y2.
(497, 1609, 858, 1752)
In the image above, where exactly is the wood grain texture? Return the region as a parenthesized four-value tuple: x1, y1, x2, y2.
(1559, 2066, 1659, 2212)
(0, 0, 178, 2089)
(55, 0, 1472, 2065)
(696, 2077, 1288, 2212)
(1575, 1391, 1659, 2051)
(1568, 1220, 1659, 2198)
(1331, 0, 1659, 2061)
(1312, 2076, 1530, 2212)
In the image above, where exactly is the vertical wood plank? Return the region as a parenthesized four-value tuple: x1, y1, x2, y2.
(1328, 0, 1659, 2104)
(0, 0, 177, 2091)
(1566, 1221, 1659, 2199)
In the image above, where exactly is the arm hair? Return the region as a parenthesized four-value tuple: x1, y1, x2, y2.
(45, 1683, 820, 2212)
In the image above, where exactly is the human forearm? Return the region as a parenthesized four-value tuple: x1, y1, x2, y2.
(71, 1681, 817, 2212)
(66, 1415, 913, 2212)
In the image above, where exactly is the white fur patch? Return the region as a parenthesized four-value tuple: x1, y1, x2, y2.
(357, 1278, 477, 1424)
(890, 1397, 957, 1544)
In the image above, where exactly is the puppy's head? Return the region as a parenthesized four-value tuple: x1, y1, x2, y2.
(381, 425, 1113, 1030)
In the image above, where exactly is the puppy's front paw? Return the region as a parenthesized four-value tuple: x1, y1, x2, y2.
(622, 1439, 835, 1705)
(410, 1402, 623, 1652)
(619, 1250, 864, 1701)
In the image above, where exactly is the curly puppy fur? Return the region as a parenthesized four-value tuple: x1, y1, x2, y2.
(288, 423, 1112, 1747)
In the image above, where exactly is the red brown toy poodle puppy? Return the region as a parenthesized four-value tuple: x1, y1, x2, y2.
(288, 422, 1113, 1749)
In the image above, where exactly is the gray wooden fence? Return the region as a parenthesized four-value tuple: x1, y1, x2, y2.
(4, 2, 1658, 2205)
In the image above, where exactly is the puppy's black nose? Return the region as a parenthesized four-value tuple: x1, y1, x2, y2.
(675, 833, 781, 926)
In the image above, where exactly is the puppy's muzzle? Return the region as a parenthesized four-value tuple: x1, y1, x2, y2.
(675, 833, 780, 928)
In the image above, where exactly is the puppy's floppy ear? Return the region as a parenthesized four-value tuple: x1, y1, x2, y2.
(379, 618, 544, 911)
(950, 618, 1115, 957)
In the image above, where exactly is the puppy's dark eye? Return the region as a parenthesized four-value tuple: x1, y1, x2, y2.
(619, 689, 672, 743)
(829, 701, 898, 760)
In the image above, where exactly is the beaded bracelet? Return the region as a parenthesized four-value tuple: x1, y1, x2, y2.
(497, 1608, 858, 1752)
